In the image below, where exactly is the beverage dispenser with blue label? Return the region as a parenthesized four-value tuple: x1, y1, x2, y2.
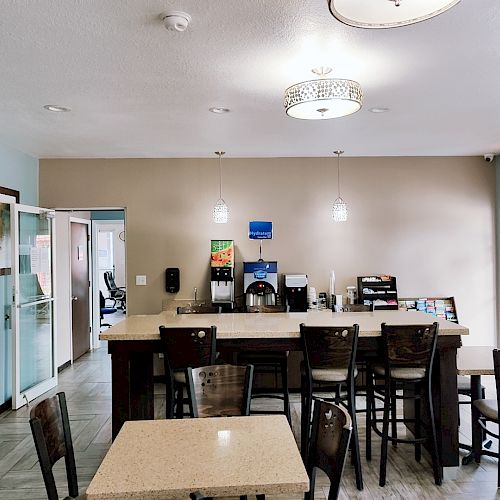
(244, 261, 278, 307)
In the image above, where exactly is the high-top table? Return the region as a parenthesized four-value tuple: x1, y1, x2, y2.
(86, 415, 309, 499)
(100, 309, 468, 472)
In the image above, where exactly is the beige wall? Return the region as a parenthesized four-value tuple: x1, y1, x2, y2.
(40, 157, 497, 346)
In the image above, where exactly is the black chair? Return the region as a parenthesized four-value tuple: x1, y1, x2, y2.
(100, 290, 116, 329)
(305, 400, 352, 500)
(472, 348, 500, 486)
(159, 326, 217, 418)
(366, 322, 442, 486)
(300, 323, 363, 491)
(103, 271, 126, 311)
(29, 392, 79, 500)
(186, 364, 254, 418)
(238, 305, 291, 423)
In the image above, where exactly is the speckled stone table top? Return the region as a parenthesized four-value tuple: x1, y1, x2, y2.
(457, 345, 495, 375)
(100, 309, 468, 341)
(85, 415, 309, 499)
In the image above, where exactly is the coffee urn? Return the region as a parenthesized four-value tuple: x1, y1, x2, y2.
(244, 261, 278, 306)
(284, 274, 308, 312)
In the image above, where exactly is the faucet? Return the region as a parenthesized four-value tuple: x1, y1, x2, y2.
(193, 287, 198, 304)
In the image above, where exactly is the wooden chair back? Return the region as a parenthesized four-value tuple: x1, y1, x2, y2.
(341, 304, 373, 312)
(380, 322, 439, 372)
(186, 364, 254, 418)
(300, 323, 359, 375)
(246, 305, 287, 313)
(29, 392, 78, 500)
(306, 400, 352, 500)
(177, 305, 220, 314)
(159, 326, 216, 371)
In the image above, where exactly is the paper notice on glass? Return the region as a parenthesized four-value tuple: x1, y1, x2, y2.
(30, 247, 50, 274)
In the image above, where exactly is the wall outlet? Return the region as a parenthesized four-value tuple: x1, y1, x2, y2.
(135, 275, 147, 286)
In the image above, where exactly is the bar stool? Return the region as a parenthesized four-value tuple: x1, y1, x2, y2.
(300, 323, 363, 491)
(238, 305, 291, 423)
(366, 322, 442, 487)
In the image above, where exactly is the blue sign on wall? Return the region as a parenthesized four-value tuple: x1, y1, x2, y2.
(249, 221, 273, 240)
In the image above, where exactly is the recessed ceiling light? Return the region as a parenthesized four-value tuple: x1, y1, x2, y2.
(209, 107, 230, 114)
(43, 104, 71, 112)
(369, 107, 390, 113)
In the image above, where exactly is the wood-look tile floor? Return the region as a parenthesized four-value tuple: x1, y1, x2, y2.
(0, 347, 499, 499)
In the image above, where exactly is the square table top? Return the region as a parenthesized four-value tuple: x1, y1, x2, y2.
(457, 345, 495, 375)
(100, 309, 468, 342)
(85, 415, 309, 499)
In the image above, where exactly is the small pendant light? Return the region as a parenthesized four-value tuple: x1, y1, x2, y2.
(332, 150, 348, 222)
(213, 151, 229, 224)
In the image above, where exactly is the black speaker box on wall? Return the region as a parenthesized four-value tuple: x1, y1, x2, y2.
(165, 268, 180, 293)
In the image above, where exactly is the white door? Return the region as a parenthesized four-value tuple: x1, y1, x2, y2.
(11, 204, 57, 409)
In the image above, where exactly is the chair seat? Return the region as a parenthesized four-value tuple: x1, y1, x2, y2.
(173, 370, 186, 384)
(473, 399, 499, 421)
(373, 364, 426, 380)
(312, 366, 358, 383)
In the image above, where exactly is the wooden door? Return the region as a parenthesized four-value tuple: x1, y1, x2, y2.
(71, 222, 90, 360)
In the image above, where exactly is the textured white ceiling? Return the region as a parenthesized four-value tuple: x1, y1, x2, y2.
(0, 0, 499, 158)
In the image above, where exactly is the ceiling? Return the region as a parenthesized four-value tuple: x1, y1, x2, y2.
(0, 0, 499, 158)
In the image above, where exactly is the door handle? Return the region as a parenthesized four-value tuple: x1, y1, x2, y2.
(71, 296, 78, 301)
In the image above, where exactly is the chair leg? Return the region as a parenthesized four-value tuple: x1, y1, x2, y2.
(301, 388, 312, 461)
(349, 379, 363, 491)
(414, 385, 422, 462)
(379, 382, 391, 487)
(280, 358, 291, 424)
(391, 382, 397, 448)
(304, 466, 316, 500)
(175, 385, 184, 419)
(366, 366, 373, 461)
(426, 378, 442, 486)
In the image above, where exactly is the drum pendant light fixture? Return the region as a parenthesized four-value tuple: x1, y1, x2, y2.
(332, 150, 348, 222)
(213, 151, 229, 224)
(284, 67, 362, 120)
(328, 0, 461, 29)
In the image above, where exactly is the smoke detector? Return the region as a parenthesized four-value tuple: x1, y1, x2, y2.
(161, 11, 191, 32)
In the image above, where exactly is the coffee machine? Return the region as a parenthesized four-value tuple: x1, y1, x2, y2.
(210, 240, 234, 308)
(244, 261, 278, 306)
(284, 274, 308, 312)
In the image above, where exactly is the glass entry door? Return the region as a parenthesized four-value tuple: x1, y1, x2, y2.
(0, 195, 15, 408)
(11, 204, 56, 409)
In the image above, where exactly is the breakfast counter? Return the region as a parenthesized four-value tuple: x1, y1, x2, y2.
(101, 309, 467, 472)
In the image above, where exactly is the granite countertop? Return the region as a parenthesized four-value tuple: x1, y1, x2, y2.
(85, 415, 309, 499)
(457, 345, 495, 375)
(100, 309, 469, 341)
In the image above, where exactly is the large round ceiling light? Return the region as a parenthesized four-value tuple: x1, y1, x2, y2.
(328, 0, 461, 29)
(284, 67, 362, 120)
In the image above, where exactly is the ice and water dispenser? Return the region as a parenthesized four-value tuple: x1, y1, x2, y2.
(244, 261, 278, 306)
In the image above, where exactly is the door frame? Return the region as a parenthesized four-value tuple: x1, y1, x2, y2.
(11, 203, 57, 409)
(91, 219, 125, 349)
(69, 217, 92, 359)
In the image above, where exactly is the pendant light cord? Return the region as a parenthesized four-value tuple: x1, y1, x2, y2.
(218, 152, 222, 199)
(337, 152, 341, 198)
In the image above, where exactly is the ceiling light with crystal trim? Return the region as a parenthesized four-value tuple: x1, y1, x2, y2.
(328, 0, 461, 29)
(332, 150, 348, 222)
(213, 151, 229, 224)
(284, 67, 362, 120)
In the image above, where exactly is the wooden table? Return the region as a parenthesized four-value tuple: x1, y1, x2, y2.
(100, 309, 468, 471)
(85, 415, 309, 499)
(456, 345, 494, 464)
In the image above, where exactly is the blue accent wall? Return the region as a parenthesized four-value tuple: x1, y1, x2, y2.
(0, 144, 38, 205)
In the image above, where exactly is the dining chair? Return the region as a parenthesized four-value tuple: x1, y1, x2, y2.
(186, 364, 254, 418)
(305, 400, 352, 500)
(472, 348, 500, 486)
(366, 322, 442, 486)
(300, 323, 363, 491)
(238, 304, 290, 422)
(29, 392, 79, 500)
(159, 326, 217, 418)
(99, 290, 116, 329)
